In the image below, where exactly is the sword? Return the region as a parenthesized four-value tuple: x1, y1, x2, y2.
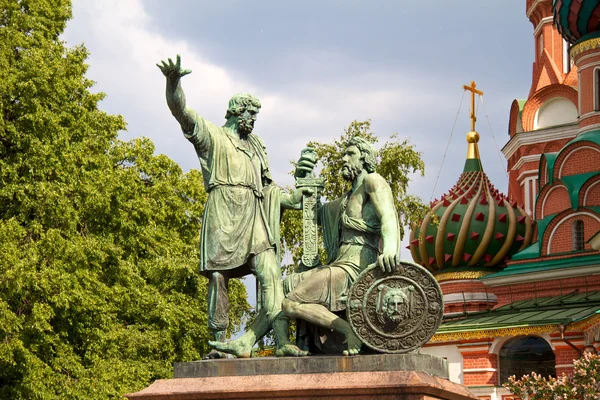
(295, 149, 323, 268)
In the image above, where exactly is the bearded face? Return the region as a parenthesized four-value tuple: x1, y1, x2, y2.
(341, 145, 364, 181)
(237, 115, 255, 137)
(383, 291, 409, 323)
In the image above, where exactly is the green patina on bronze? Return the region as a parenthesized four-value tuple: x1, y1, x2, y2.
(158, 55, 309, 358)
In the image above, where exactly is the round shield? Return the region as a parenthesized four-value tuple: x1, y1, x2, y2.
(346, 261, 443, 354)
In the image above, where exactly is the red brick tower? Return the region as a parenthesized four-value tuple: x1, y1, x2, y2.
(503, 0, 579, 217)
(418, 4, 600, 396)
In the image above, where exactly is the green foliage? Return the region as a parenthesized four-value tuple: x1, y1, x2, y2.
(503, 352, 600, 400)
(281, 120, 427, 270)
(0, 1, 249, 398)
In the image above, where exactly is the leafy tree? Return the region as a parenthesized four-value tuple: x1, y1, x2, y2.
(504, 352, 600, 400)
(0, 1, 249, 398)
(281, 120, 427, 269)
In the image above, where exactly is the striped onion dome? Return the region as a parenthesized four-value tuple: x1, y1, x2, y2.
(409, 131, 534, 274)
(554, 0, 600, 44)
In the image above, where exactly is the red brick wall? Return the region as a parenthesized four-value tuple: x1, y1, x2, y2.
(557, 147, 600, 178)
(522, 85, 578, 131)
(440, 280, 488, 295)
(509, 100, 521, 138)
(493, 275, 600, 307)
(537, 184, 570, 218)
(575, 51, 600, 117)
(543, 211, 600, 254)
(461, 351, 499, 386)
(581, 176, 600, 206)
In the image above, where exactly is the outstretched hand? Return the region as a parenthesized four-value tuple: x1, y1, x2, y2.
(157, 54, 192, 80)
(377, 253, 398, 273)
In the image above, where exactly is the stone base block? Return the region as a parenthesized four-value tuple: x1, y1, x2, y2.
(126, 354, 477, 400)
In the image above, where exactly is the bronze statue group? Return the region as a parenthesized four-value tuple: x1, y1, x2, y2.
(158, 55, 401, 358)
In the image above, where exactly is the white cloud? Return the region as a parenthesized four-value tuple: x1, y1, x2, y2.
(63, 0, 466, 191)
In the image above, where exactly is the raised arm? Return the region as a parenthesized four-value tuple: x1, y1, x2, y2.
(157, 55, 195, 133)
(365, 173, 400, 273)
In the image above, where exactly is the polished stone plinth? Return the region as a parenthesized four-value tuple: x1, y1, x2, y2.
(126, 354, 477, 400)
(174, 353, 449, 379)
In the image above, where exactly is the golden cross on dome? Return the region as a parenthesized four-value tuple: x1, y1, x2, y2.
(463, 81, 483, 132)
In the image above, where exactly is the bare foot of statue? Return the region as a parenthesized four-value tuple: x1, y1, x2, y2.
(202, 349, 227, 360)
(208, 338, 253, 358)
(342, 330, 362, 356)
(275, 343, 310, 357)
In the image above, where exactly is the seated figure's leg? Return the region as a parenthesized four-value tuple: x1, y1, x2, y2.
(210, 249, 308, 357)
(282, 267, 362, 356)
(252, 250, 308, 357)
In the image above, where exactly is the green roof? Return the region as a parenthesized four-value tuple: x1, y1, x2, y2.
(566, 129, 600, 146)
(437, 291, 600, 334)
(538, 152, 558, 189)
(463, 158, 483, 172)
(484, 252, 600, 278)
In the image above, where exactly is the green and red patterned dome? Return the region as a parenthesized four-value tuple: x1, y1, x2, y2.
(409, 131, 534, 275)
(554, 0, 600, 44)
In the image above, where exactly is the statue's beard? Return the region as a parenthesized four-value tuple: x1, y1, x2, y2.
(387, 310, 407, 323)
(238, 117, 254, 137)
(342, 162, 363, 181)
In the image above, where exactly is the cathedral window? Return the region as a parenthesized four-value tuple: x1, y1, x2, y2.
(573, 219, 585, 251)
(499, 336, 556, 385)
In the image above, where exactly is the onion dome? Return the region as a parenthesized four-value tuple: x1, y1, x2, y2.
(409, 83, 534, 276)
(554, 0, 600, 44)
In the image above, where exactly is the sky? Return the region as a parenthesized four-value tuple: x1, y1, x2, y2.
(61, 0, 535, 307)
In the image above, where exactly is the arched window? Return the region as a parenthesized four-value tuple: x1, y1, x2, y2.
(499, 336, 556, 385)
(573, 219, 585, 251)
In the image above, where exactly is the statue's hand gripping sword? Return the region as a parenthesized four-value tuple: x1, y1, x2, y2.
(295, 148, 323, 268)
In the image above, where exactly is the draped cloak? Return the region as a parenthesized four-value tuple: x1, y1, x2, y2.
(184, 113, 281, 277)
(284, 192, 383, 311)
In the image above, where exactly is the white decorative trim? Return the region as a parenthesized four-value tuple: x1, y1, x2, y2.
(533, 16, 553, 37)
(463, 368, 498, 373)
(576, 51, 600, 64)
(577, 61, 600, 73)
(457, 342, 492, 347)
(482, 264, 600, 286)
(547, 211, 600, 253)
(513, 154, 542, 171)
(579, 111, 599, 119)
(556, 364, 575, 369)
(458, 346, 492, 353)
(503, 124, 578, 159)
(443, 292, 498, 304)
(489, 333, 555, 354)
(578, 122, 600, 135)
(517, 169, 539, 182)
(584, 180, 600, 205)
(524, 178, 531, 215)
(564, 39, 571, 74)
(558, 146, 600, 178)
(540, 185, 568, 219)
(526, 0, 544, 17)
(522, 176, 538, 216)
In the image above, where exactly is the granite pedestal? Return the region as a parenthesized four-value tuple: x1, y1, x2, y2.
(126, 354, 477, 400)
